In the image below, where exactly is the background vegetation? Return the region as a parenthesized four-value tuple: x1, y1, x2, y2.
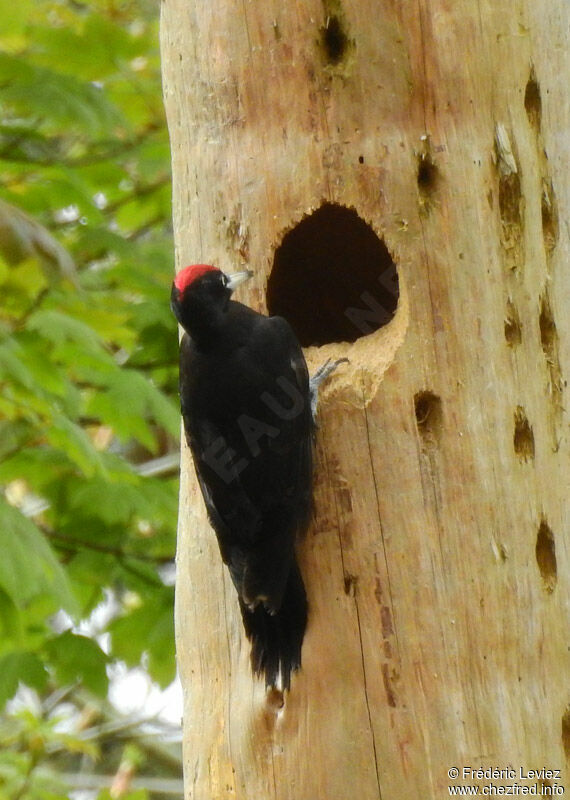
(0, 0, 181, 795)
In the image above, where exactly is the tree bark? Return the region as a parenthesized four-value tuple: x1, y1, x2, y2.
(161, 1, 569, 797)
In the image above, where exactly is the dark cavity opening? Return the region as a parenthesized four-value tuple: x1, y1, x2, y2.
(524, 71, 542, 130)
(414, 391, 443, 441)
(321, 15, 348, 65)
(417, 153, 439, 197)
(535, 518, 557, 593)
(267, 203, 399, 348)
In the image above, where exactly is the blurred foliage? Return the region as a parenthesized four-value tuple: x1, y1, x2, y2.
(0, 689, 182, 798)
(0, 0, 181, 795)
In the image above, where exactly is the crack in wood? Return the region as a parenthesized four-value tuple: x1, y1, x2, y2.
(354, 583, 385, 800)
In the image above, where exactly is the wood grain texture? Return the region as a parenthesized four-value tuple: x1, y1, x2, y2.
(161, 0, 569, 797)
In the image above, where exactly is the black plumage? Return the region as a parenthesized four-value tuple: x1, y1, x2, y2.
(171, 264, 311, 689)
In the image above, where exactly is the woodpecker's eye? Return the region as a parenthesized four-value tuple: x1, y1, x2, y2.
(208, 271, 230, 299)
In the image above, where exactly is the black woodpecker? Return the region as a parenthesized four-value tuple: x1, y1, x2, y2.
(171, 264, 343, 690)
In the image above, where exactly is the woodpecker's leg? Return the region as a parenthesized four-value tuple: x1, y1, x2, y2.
(309, 358, 348, 420)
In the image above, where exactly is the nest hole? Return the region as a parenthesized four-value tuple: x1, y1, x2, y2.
(267, 203, 399, 348)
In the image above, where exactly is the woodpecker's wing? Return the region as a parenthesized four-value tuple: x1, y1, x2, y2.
(179, 312, 312, 567)
(179, 333, 263, 566)
(234, 313, 313, 525)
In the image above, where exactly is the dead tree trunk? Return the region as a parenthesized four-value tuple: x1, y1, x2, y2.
(161, 1, 569, 797)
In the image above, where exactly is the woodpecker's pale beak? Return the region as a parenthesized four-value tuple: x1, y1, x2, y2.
(226, 270, 253, 292)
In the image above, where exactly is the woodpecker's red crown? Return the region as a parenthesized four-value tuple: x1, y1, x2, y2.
(174, 264, 219, 294)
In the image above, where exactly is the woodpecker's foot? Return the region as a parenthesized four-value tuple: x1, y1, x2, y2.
(309, 358, 349, 420)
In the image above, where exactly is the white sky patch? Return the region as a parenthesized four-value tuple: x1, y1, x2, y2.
(93, 192, 107, 209)
(108, 663, 183, 729)
(54, 204, 80, 224)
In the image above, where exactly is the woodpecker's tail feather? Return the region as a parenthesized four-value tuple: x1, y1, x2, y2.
(238, 560, 307, 690)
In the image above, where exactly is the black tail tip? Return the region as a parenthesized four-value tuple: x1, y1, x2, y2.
(245, 603, 305, 691)
(238, 560, 308, 690)
(251, 639, 302, 692)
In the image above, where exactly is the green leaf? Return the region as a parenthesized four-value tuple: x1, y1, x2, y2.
(0, 337, 36, 389)
(32, 12, 143, 80)
(0, 419, 32, 460)
(18, 343, 80, 413)
(0, 500, 78, 614)
(74, 225, 137, 261)
(0, 446, 69, 488)
(0, 53, 125, 135)
(46, 414, 106, 477)
(109, 590, 175, 687)
(0, 0, 33, 43)
(0, 258, 50, 315)
(0, 589, 23, 649)
(44, 631, 109, 696)
(0, 121, 65, 165)
(85, 368, 179, 448)
(86, 390, 157, 450)
(0, 652, 48, 709)
(27, 308, 106, 352)
(68, 475, 150, 525)
(0, 197, 76, 281)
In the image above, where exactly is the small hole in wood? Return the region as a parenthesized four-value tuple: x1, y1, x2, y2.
(535, 518, 557, 593)
(524, 70, 542, 131)
(343, 573, 357, 596)
(498, 172, 522, 228)
(513, 406, 535, 462)
(541, 179, 559, 254)
(414, 391, 441, 426)
(321, 15, 348, 65)
(539, 293, 557, 354)
(266, 686, 285, 711)
(538, 289, 563, 419)
(504, 299, 522, 346)
(382, 663, 397, 708)
(414, 391, 442, 441)
(267, 203, 399, 347)
(417, 153, 439, 197)
(358, 155, 364, 164)
(562, 707, 570, 761)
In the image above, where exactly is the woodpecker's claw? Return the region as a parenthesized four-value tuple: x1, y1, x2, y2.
(309, 358, 349, 420)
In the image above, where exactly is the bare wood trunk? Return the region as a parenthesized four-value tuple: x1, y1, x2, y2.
(161, 1, 570, 797)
